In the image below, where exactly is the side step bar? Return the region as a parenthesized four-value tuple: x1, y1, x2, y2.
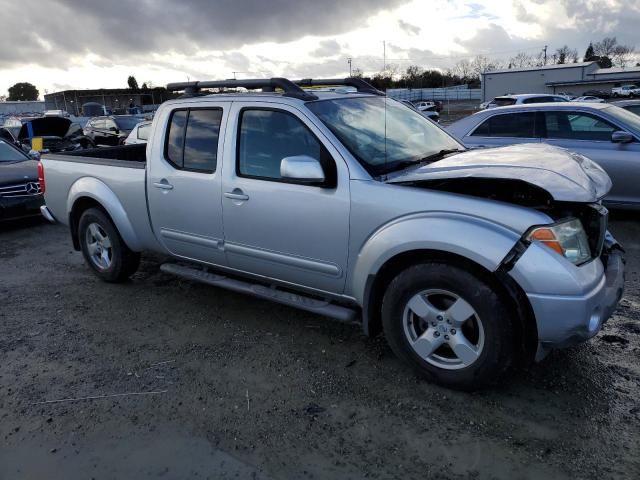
(160, 263, 358, 323)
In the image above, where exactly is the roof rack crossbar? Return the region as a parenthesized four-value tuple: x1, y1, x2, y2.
(166, 77, 318, 100)
(293, 78, 385, 96)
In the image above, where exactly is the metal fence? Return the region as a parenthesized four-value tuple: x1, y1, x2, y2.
(387, 87, 481, 102)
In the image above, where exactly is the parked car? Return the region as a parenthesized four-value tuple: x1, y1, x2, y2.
(556, 92, 578, 100)
(14, 116, 94, 152)
(611, 99, 640, 116)
(572, 96, 606, 103)
(39, 77, 624, 390)
(482, 94, 569, 109)
(400, 100, 439, 122)
(83, 115, 143, 146)
(582, 90, 611, 99)
(124, 121, 152, 145)
(611, 85, 640, 97)
(447, 103, 640, 209)
(0, 139, 44, 221)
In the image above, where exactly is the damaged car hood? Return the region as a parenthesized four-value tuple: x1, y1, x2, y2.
(386, 144, 611, 203)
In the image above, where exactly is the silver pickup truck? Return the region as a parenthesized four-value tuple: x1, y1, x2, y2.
(39, 78, 625, 390)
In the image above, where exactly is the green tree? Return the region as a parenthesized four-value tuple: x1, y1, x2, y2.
(7, 82, 39, 101)
(584, 43, 596, 61)
(127, 75, 139, 91)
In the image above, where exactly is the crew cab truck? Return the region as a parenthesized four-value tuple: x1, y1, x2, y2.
(39, 78, 625, 390)
(612, 85, 640, 97)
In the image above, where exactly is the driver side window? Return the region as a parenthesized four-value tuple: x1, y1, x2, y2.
(237, 109, 324, 181)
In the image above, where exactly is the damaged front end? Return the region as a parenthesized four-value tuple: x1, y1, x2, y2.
(387, 143, 625, 357)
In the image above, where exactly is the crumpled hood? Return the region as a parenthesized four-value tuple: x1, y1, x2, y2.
(386, 143, 612, 203)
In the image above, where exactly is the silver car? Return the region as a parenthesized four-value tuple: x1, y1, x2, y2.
(447, 103, 640, 209)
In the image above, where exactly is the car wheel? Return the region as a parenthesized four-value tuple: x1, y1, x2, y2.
(381, 262, 514, 390)
(78, 208, 140, 282)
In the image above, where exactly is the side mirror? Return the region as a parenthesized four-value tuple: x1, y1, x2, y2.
(109, 126, 119, 133)
(612, 130, 633, 144)
(280, 155, 325, 184)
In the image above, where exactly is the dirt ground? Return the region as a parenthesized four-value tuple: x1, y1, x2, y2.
(1, 214, 639, 479)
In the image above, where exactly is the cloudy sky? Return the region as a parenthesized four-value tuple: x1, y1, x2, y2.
(0, 0, 638, 97)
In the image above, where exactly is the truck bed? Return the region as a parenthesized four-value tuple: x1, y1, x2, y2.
(53, 143, 146, 168)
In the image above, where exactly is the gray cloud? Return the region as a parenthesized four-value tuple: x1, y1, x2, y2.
(311, 39, 343, 58)
(398, 19, 420, 36)
(0, 0, 406, 68)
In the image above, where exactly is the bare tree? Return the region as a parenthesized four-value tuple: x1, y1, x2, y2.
(471, 55, 498, 78)
(555, 45, 578, 64)
(509, 51, 535, 68)
(593, 37, 618, 58)
(351, 68, 363, 78)
(611, 44, 635, 67)
(453, 59, 473, 81)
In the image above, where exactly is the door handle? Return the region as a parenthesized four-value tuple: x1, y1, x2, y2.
(153, 180, 174, 190)
(224, 190, 249, 201)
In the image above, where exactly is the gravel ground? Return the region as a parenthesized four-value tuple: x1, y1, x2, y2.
(1, 214, 639, 479)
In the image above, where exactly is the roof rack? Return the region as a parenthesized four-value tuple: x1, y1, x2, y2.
(166, 78, 318, 100)
(166, 77, 384, 100)
(293, 78, 385, 96)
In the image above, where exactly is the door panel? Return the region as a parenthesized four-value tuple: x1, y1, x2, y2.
(221, 103, 350, 293)
(147, 104, 228, 265)
(542, 111, 640, 205)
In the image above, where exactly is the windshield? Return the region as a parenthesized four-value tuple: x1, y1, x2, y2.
(605, 105, 640, 134)
(306, 96, 462, 176)
(0, 140, 28, 162)
(114, 117, 141, 130)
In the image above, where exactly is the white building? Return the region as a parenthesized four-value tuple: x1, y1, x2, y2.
(481, 62, 640, 101)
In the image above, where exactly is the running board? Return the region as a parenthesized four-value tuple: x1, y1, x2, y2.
(160, 263, 358, 323)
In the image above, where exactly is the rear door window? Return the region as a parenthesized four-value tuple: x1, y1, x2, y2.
(165, 108, 222, 172)
(471, 112, 537, 137)
(544, 111, 617, 141)
(493, 97, 517, 107)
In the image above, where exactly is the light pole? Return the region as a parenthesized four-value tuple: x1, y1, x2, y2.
(347, 58, 352, 77)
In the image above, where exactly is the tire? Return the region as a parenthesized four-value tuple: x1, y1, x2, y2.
(78, 208, 140, 282)
(381, 262, 514, 390)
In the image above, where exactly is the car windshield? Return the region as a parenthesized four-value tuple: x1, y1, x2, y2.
(114, 117, 141, 130)
(605, 105, 640, 134)
(306, 96, 462, 176)
(0, 140, 28, 162)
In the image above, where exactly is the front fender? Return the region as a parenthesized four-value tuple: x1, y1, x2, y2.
(67, 177, 142, 251)
(350, 212, 522, 304)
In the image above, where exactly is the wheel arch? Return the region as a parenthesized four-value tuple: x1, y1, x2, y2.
(67, 178, 142, 251)
(361, 250, 538, 366)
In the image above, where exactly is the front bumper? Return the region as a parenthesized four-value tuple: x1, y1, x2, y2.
(0, 195, 44, 221)
(509, 234, 625, 354)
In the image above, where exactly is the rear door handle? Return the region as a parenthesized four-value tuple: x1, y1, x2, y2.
(153, 180, 174, 190)
(224, 189, 249, 201)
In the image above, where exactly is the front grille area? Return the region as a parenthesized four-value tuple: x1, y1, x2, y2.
(579, 204, 608, 259)
(0, 182, 42, 198)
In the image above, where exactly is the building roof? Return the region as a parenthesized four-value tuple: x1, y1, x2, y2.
(592, 66, 640, 76)
(483, 61, 596, 76)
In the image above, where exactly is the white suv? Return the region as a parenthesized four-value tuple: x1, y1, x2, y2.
(483, 94, 569, 109)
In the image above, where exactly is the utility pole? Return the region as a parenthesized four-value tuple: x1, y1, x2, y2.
(543, 45, 548, 65)
(383, 40, 386, 72)
(347, 58, 352, 77)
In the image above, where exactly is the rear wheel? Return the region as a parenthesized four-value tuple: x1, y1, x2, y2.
(78, 208, 140, 282)
(381, 262, 514, 390)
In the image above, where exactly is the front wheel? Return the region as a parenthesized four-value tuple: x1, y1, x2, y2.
(382, 262, 515, 390)
(78, 208, 140, 282)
